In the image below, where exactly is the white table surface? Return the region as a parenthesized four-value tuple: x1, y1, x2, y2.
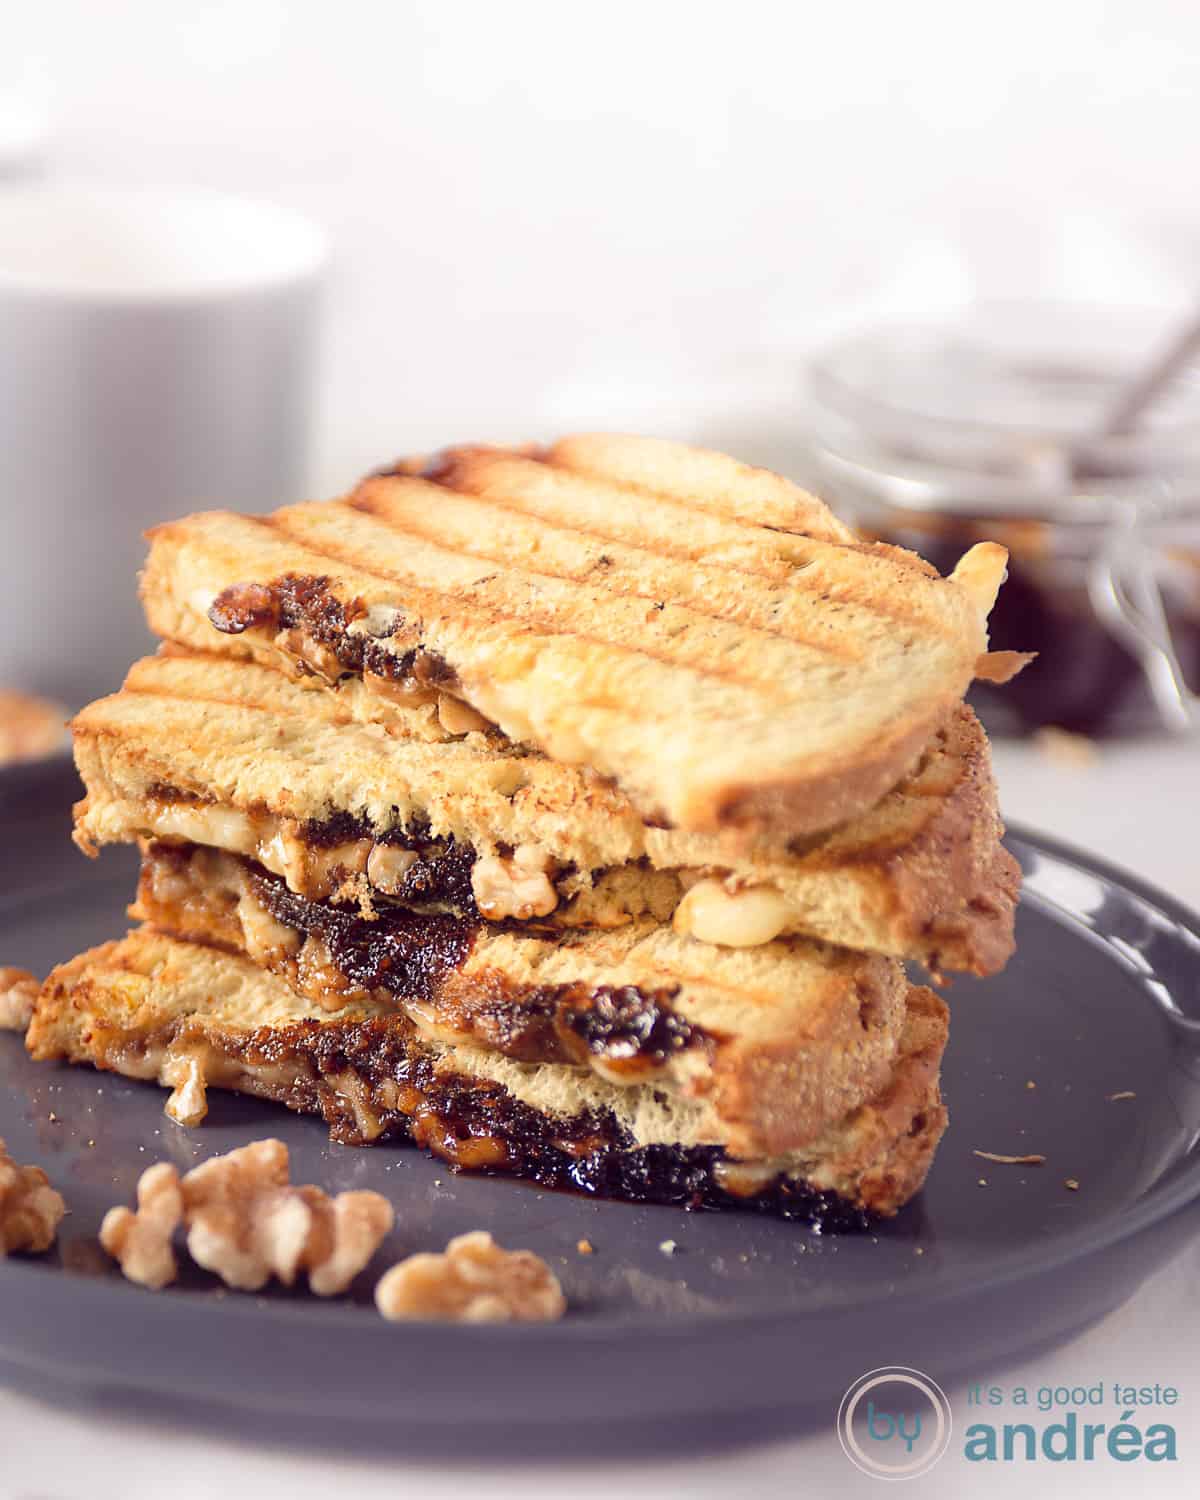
(2, 738, 1198, 1499)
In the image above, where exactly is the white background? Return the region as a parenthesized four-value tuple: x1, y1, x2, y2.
(3, 2, 1200, 1494)
(9, 0, 1200, 482)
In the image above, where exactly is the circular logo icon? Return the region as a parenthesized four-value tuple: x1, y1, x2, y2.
(837, 1366, 953, 1481)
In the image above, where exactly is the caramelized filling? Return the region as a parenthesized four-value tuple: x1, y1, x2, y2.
(143, 787, 484, 908)
(102, 1007, 869, 1228)
(208, 575, 461, 693)
(140, 846, 707, 1078)
(138, 789, 680, 936)
(253, 867, 701, 1075)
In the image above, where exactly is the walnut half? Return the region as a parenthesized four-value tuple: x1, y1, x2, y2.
(0, 1138, 65, 1256)
(99, 1161, 183, 1289)
(100, 1140, 395, 1296)
(181, 1139, 394, 1295)
(470, 847, 559, 921)
(375, 1231, 566, 1323)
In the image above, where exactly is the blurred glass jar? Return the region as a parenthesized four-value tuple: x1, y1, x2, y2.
(803, 303, 1200, 737)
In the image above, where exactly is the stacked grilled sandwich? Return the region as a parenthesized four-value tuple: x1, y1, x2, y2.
(27, 435, 1020, 1226)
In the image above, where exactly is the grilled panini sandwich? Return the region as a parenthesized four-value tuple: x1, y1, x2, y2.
(25, 432, 1020, 1227)
(72, 649, 1018, 976)
(28, 930, 949, 1222)
(140, 435, 1012, 838)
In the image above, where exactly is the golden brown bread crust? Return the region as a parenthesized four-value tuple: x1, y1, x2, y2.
(822, 986, 948, 1213)
(797, 705, 1021, 979)
(376, 434, 859, 543)
(543, 433, 860, 542)
(27, 931, 947, 1219)
(713, 716, 934, 841)
(70, 650, 1019, 975)
(138, 434, 1005, 839)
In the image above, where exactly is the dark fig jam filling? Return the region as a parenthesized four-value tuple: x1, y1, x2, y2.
(146, 780, 213, 806)
(213, 1011, 870, 1229)
(240, 863, 705, 1074)
(250, 864, 699, 1071)
(139, 789, 625, 952)
(297, 812, 482, 910)
(208, 574, 460, 691)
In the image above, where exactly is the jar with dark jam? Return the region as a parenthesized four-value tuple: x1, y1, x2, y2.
(803, 303, 1200, 738)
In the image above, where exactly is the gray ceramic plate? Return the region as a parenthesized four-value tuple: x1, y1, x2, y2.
(1, 756, 1199, 1455)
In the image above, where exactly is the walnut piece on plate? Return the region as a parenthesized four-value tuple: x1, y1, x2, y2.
(180, 1139, 393, 1295)
(161, 1051, 209, 1127)
(100, 1139, 395, 1295)
(0, 967, 39, 1033)
(99, 1161, 183, 1289)
(304, 1189, 399, 1297)
(0, 691, 66, 766)
(375, 1230, 566, 1323)
(0, 1138, 65, 1256)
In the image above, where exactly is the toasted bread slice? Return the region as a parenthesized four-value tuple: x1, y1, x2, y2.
(140, 435, 1009, 838)
(73, 650, 1018, 973)
(28, 929, 948, 1221)
(132, 841, 910, 1156)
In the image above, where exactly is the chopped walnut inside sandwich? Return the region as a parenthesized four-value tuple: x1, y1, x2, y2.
(672, 878, 792, 948)
(470, 846, 559, 921)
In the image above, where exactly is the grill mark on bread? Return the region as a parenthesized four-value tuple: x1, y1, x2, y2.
(543, 433, 856, 541)
(393, 448, 946, 634)
(613, 953, 839, 1014)
(123, 673, 356, 730)
(340, 460, 963, 647)
(254, 517, 808, 704)
(142, 480, 999, 837)
(421, 438, 853, 545)
(350, 483, 869, 663)
(257, 496, 974, 708)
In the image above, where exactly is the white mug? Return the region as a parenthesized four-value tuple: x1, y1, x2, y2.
(0, 185, 327, 706)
